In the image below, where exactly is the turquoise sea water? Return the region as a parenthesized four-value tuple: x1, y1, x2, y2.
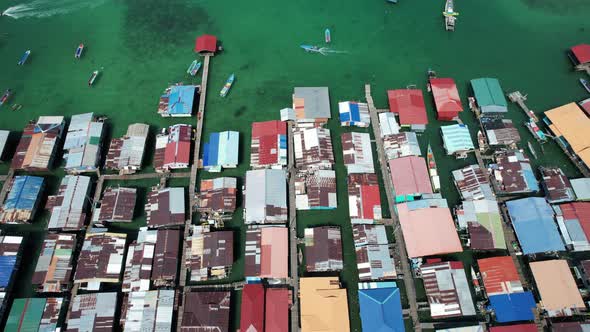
(1, 0, 590, 330)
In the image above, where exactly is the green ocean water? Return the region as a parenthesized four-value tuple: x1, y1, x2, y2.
(0, 0, 590, 330)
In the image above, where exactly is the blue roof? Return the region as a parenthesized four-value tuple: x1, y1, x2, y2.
(359, 286, 405, 332)
(506, 197, 564, 254)
(203, 131, 239, 169)
(489, 292, 536, 323)
(167, 85, 195, 115)
(203, 132, 220, 167)
(0, 256, 17, 288)
(4, 176, 44, 211)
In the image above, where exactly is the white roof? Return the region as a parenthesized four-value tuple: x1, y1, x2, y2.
(245, 169, 287, 224)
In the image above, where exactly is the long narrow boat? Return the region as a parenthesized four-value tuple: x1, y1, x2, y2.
(75, 43, 84, 59)
(220, 73, 235, 97)
(187, 60, 202, 76)
(443, 0, 458, 31)
(0, 89, 11, 105)
(528, 141, 538, 159)
(325, 29, 331, 43)
(88, 70, 99, 86)
(427, 144, 441, 192)
(17, 50, 30, 65)
(580, 78, 590, 93)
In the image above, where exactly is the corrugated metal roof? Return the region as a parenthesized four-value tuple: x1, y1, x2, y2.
(358, 284, 404, 332)
(530, 260, 585, 317)
(481, 117, 521, 146)
(341, 132, 375, 174)
(293, 126, 334, 171)
(97, 187, 137, 223)
(6, 297, 63, 332)
(491, 151, 539, 194)
(441, 124, 475, 155)
(382, 131, 421, 160)
(240, 284, 264, 332)
(265, 288, 289, 332)
(430, 77, 463, 120)
(32, 233, 76, 292)
(300, 277, 350, 332)
(456, 199, 505, 250)
(348, 174, 383, 223)
(123, 229, 156, 292)
(67, 292, 117, 332)
(145, 187, 186, 228)
(197, 177, 237, 217)
(353, 225, 396, 281)
(203, 131, 239, 171)
(554, 202, 590, 251)
(250, 121, 287, 168)
(551, 322, 590, 332)
(244, 169, 287, 224)
(339, 101, 370, 127)
(0, 130, 8, 159)
(572, 178, 590, 201)
(452, 165, 494, 201)
(398, 202, 462, 258)
(186, 225, 233, 282)
(47, 175, 91, 230)
(245, 227, 288, 279)
(488, 292, 536, 323)
(122, 290, 174, 332)
(506, 197, 564, 254)
(477, 256, 523, 296)
(387, 89, 428, 127)
(105, 123, 148, 173)
(388, 156, 433, 198)
(571, 44, 590, 64)
(295, 170, 337, 210)
(304, 226, 343, 272)
(74, 232, 127, 288)
(12, 117, 64, 171)
(419, 261, 476, 318)
(63, 113, 104, 172)
(1, 175, 44, 223)
(180, 291, 230, 331)
(378, 112, 400, 136)
(152, 229, 179, 286)
(489, 324, 538, 332)
(470, 78, 508, 113)
(292, 87, 331, 122)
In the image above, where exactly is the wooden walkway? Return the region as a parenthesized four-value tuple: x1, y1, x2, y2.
(365, 84, 420, 331)
(102, 171, 189, 181)
(185, 280, 246, 290)
(286, 121, 300, 332)
(507, 91, 538, 122)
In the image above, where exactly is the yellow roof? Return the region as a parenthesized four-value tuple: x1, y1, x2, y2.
(300, 277, 350, 332)
(545, 103, 590, 166)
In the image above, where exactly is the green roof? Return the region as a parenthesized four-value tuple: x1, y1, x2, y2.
(441, 124, 475, 155)
(470, 77, 508, 113)
(6, 298, 46, 331)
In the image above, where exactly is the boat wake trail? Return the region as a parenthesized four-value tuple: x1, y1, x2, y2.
(3, 0, 107, 19)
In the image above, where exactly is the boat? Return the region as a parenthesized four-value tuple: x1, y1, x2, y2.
(386, 0, 398, 3)
(88, 70, 99, 86)
(477, 130, 487, 151)
(325, 29, 331, 43)
(580, 78, 590, 93)
(75, 43, 84, 59)
(301, 44, 320, 52)
(0, 89, 11, 105)
(220, 73, 235, 97)
(525, 118, 548, 142)
(426, 144, 441, 192)
(187, 60, 202, 76)
(443, 0, 459, 31)
(11, 104, 22, 111)
(17, 50, 30, 65)
(527, 141, 538, 159)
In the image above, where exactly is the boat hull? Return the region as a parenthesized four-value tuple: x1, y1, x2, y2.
(75, 44, 84, 59)
(580, 79, 590, 93)
(220, 74, 235, 97)
(18, 50, 30, 65)
(88, 71, 99, 86)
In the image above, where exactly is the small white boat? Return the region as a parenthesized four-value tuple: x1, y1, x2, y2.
(220, 73, 235, 97)
(187, 60, 202, 76)
(88, 70, 99, 86)
(75, 43, 84, 59)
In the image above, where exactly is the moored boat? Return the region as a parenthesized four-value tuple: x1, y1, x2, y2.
(386, 0, 398, 3)
(527, 141, 538, 159)
(75, 43, 84, 59)
(325, 29, 331, 43)
(17, 50, 30, 65)
(0, 89, 11, 105)
(427, 143, 441, 192)
(220, 73, 235, 97)
(443, 0, 458, 31)
(88, 70, 99, 86)
(11, 104, 22, 112)
(580, 78, 590, 93)
(187, 60, 202, 76)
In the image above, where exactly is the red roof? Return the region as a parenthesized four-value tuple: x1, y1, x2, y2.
(477, 256, 520, 296)
(240, 284, 264, 332)
(164, 141, 191, 166)
(195, 34, 217, 53)
(559, 202, 590, 240)
(571, 44, 590, 64)
(252, 120, 286, 166)
(579, 98, 590, 116)
(387, 89, 428, 125)
(430, 78, 463, 120)
(252, 120, 286, 138)
(360, 185, 381, 219)
(388, 156, 432, 196)
(489, 324, 538, 332)
(265, 288, 289, 332)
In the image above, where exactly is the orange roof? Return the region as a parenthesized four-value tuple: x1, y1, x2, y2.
(300, 277, 350, 332)
(398, 204, 462, 258)
(545, 103, 590, 167)
(477, 256, 522, 296)
(529, 260, 585, 315)
(260, 227, 288, 278)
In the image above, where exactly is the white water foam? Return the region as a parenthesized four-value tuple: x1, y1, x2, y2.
(3, 0, 107, 19)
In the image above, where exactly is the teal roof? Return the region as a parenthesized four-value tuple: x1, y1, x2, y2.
(6, 298, 45, 331)
(470, 78, 508, 113)
(441, 124, 475, 155)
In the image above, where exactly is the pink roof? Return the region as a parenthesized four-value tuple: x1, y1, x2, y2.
(398, 204, 462, 258)
(560, 202, 590, 240)
(388, 156, 433, 196)
(489, 324, 538, 332)
(261, 227, 288, 278)
(477, 256, 520, 295)
(240, 284, 264, 332)
(571, 44, 590, 64)
(430, 78, 463, 118)
(360, 185, 381, 219)
(265, 288, 289, 332)
(195, 34, 217, 53)
(387, 89, 428, 125)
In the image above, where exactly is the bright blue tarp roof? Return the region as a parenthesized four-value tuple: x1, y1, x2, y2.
(506, 197, 564, 254)
(359, 286, 405, 332)
(489, 292, 536, 323)
(0, 256, 17, 288)
(167, 85, 195, 115)
(4, 176, 43, 211)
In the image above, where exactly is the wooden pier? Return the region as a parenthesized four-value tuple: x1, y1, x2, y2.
(365, 84, 421, 331)
(507, 91, 538, 122)
(286, 121, 300, 332)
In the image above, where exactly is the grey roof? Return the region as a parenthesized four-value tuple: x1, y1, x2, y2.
(352, 225, 396, 281)
(67, 292, 118, 332)
(293, 87, 331, 121)
(0, 130, 8, 159)
(63, 113, 104, 172)
(572, 178, 590, 201)
(245, 169, 287, 224)
(122, 290, 174, 332)
(47, 175, 91, 230)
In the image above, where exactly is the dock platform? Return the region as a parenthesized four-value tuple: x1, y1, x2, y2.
(507, 91, 539, 122)
(287, 121, 300, 332)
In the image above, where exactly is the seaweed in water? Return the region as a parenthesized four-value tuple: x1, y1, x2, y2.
(124, 0, 211, 54)
(234, 106, 247, 117)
